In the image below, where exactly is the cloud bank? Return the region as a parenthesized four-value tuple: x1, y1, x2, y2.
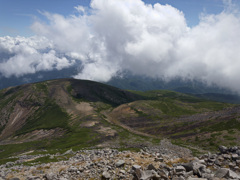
(0, 36, 74, 77)
(1, 0, 240, 93)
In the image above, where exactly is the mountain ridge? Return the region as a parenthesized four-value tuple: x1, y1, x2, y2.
(1, 70, 240, 104)
(0, 78, 240, 159)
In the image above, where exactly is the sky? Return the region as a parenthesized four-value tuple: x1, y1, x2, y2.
(1, 0, 240, 93)
(0, 0, 232, 36)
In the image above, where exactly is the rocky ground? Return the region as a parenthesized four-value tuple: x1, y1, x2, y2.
(1, 140, 240, 180)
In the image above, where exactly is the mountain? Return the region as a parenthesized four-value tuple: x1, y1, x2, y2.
(1, 69, 240, 104)
(107, 75, 232, 94)
(107, 75, 240, 104)
(193, 93, 240, 104)
(1, 78, 240, 159)
(0, 78, 150, 158)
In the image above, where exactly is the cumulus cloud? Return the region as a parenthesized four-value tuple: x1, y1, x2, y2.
(31, 0, 188, 82)
(1, 0, 240, 93)
(0, 36, 74, 77)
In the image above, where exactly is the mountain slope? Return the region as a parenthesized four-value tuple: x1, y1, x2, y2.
(108, 90, 240, 151)
(0, 79, 151, 158)
(0, 78, 240, 158)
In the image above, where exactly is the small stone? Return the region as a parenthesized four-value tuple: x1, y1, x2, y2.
(147, 164, 157, 171)
(132, 165, 141, 170)
(184, 170, 193, 178)
(175, 166, 186, 172)
(68, 166, 78, 172)
(59, 178, 68, 180)
(230, 146, 238, 152)
(155, 157, 164, 162)
(44, 172, 57, 180)
(102, 171, 111, 179)
(63, 149, 74, 155)
(228, 162, 236, 169)
(226, 169, 240, 179)
(236, 150, 240, 156)
(172, 176, 185, 180)
(120, 170, 126, 174)
(222, 154, 231, 159)
(156, 153, 161, 157)
(214, 159, 221, 166)
(6, 162, 14, 168)
(140, 170, 161, 180)
(26, 176, 41, 180)
(232, 153, 239, 160)
(157, 169, 169, 180)
(219, 146, 228, 154)
(214, 168, 228, 178)
(116, 160, 125, 167)
(159, 163, 171, 171)
(217, 155, 224, 161)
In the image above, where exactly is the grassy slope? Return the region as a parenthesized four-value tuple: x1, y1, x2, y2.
(0, 79, 158, 159)
(124, 90, 240, 151)
(0, 79, 239, 159)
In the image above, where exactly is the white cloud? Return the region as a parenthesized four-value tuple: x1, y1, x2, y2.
(1, 0, 240, 93)
(0, 36, 74, 77)
(74, 5, 85, 13)
(173, 11, 240, 91)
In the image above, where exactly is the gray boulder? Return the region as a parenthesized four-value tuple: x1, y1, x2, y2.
(236, 150, 240, 156)
(219, 146, 228, 154)
(175, 166, 186, 173)
(226, 169, 240, 179)
(116, 160, 125, 167)
(215, 168, 240, 179)
(131, 165, 160, 180)
(132, 165, 142, 171)
(102, 171, 111, 179)
(157, 169, 169, 180)
(232, 154, 239, 160)
(214, 168, 228, 178)
(68, 166, 78, 172)
(139, 170, 161, 180)
(182, 160, 206, 177)
(44, 172, 58, 180)
(147, 164, 157, 171)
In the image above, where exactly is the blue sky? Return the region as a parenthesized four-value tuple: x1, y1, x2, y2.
(0, 0, 236, 37)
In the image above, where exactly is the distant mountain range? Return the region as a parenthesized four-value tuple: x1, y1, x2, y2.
(0, 67, 239, 104)
(107, 75, 240, 104)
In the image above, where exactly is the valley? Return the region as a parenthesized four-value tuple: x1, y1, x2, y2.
(0, 78, 240, 179)
(0, 79, 239, 156)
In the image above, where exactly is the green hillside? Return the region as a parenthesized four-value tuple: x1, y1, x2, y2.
(0, 78, 239, 159)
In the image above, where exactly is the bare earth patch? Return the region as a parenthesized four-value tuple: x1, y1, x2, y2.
(81, 121, 99, 127)
(97, 126, 117, 137)
(75, 102, 94, 115)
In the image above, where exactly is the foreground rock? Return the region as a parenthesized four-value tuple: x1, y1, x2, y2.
(1, 143, 240, 180)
